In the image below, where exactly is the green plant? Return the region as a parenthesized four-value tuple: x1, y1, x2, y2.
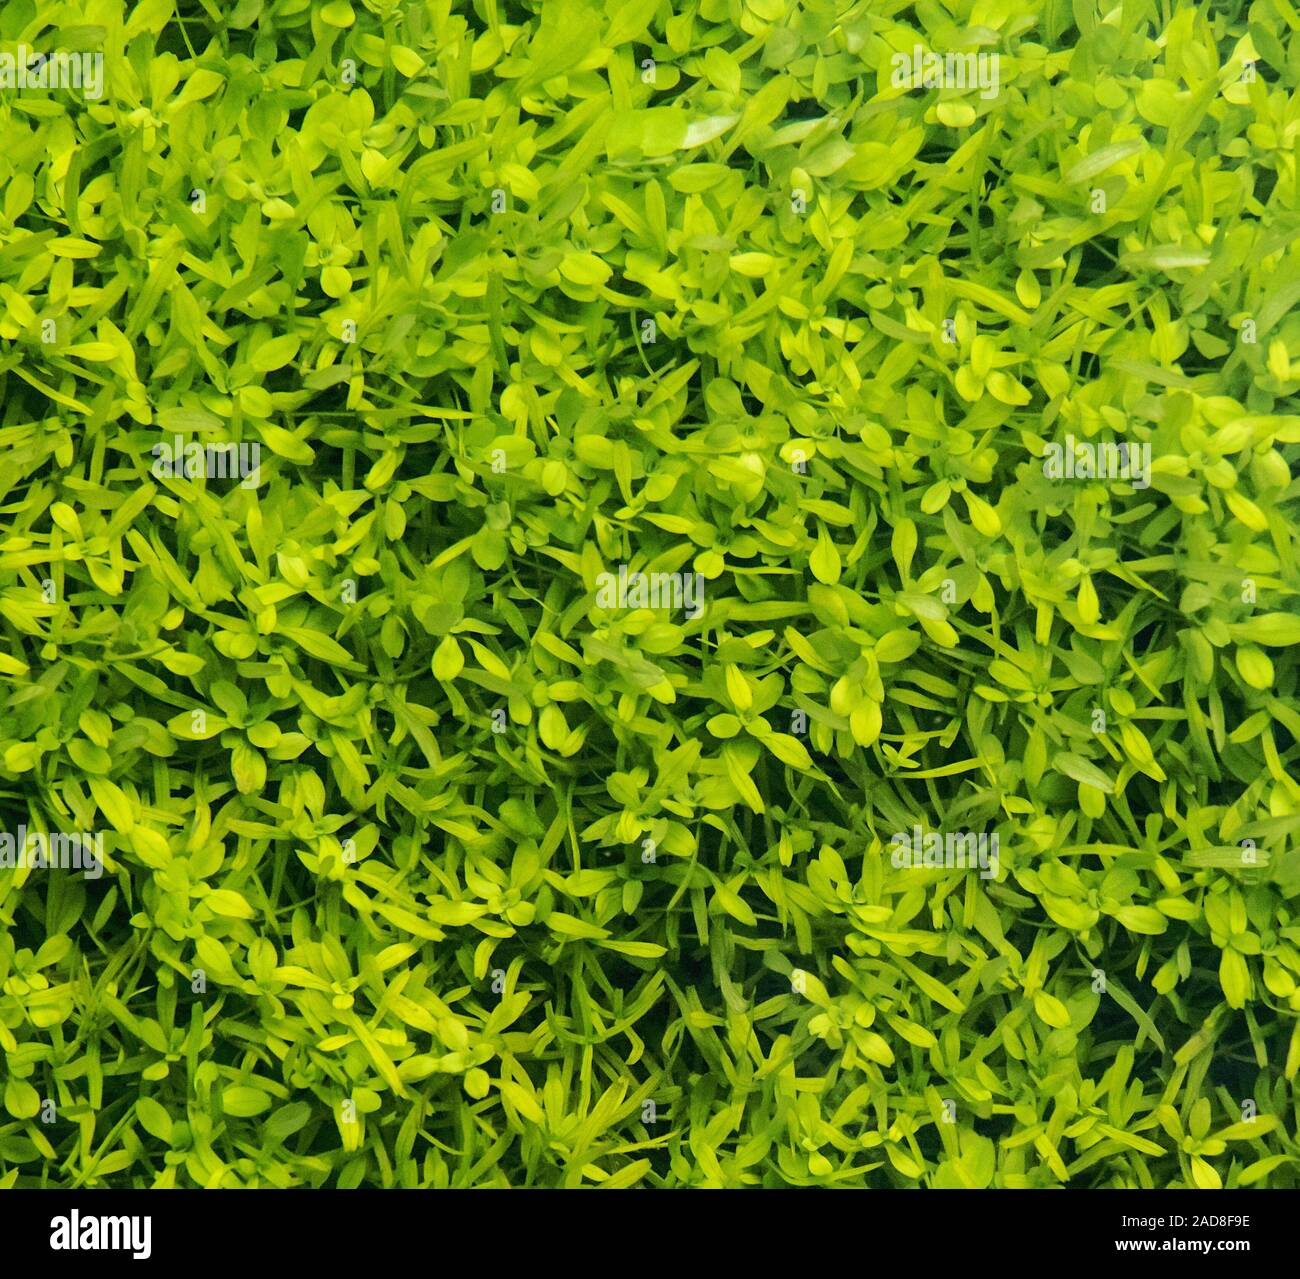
(1, 0, 1298, 1190)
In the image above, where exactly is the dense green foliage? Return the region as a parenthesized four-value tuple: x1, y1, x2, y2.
(2, 0, 1300, 1189)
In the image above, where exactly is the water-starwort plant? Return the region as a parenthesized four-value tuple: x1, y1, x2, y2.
(0, 0, 1298, 1192)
